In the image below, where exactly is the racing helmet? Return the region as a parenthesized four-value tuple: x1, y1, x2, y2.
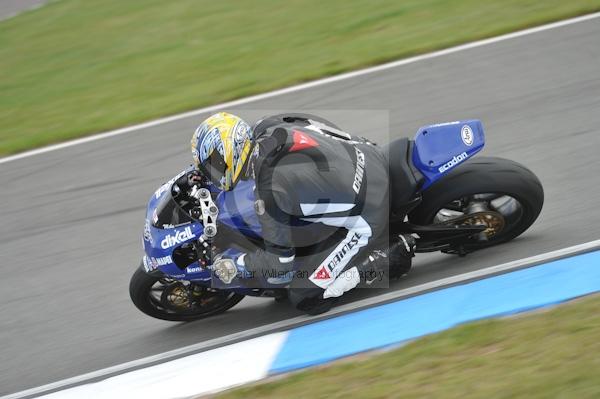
(191, 112, 254, 191)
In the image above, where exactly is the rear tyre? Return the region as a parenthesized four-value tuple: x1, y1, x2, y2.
(129, 264, 244, 322)
(409, 157, 544, 251)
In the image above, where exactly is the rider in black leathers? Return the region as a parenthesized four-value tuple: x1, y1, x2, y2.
(191, 112, 415, 314)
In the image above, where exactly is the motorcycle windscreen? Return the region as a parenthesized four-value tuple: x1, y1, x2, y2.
(152, 190, 194, 228)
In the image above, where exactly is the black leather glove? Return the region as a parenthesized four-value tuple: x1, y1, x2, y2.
(187, 169, 205, 187)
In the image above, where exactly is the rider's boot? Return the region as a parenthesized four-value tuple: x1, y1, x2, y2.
(296, 295, 338, 316)
(359, 234, 416, 284)
(388, 233, 417, 279)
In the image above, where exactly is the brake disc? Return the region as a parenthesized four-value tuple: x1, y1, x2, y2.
(161, 282, 192, 311)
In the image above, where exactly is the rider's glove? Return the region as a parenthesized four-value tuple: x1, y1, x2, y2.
(213, 257, 238, 284)
(212, 252, 251, 284)
(174, 169, 205, 190)
(188, 170, 204, 186)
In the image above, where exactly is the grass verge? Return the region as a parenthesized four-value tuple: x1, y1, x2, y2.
(217, 294, 600, 399)
(2, 0, 600, 155)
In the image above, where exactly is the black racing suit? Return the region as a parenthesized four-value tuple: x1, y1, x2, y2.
(239, 114, 392, 308)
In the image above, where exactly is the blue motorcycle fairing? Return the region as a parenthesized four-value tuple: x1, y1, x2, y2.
(412, 120, 485, 189)
(143, 179, 208, 279)
(216, 179, 262, 238)
(143, 170, 261, 288)
(142, 222, 206, 279)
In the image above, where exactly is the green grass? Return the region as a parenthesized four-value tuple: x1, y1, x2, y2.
(2, 1, 600, 155)
(217, 294, 600, 399)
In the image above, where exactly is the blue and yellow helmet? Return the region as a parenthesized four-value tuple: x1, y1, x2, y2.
(191, 112, 253, 191)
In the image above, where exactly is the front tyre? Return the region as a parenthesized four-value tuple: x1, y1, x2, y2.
(129, 264, 244, 322)
(409, 157, 544, 251)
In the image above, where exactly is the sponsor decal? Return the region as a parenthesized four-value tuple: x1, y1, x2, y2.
(289, 130, 319, 152)
(307, 217, 371, 289)
(160, 226, 195, 249)
(155, 170, 186, 199)
(309, 232, 363, 286)
(324, 232, 362, 273)
(186, 265, 202, 273)
(152, 209, 159, 224)
(143, 219, 153, 244)
(438, 152, 468, 173)
(142, 255, 151, 271)
(461, 125, 474, 146)
(352, 147, 365, 194)
(143, 255, 173, 272)
(313, 266, 331, 280)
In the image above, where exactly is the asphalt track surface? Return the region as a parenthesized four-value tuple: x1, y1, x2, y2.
(1, 16, 599, 396)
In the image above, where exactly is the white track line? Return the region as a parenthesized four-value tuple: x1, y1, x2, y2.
(1, 11, 600, 166)
(4, 238, 600, 399)
(0, 2, 47, 23)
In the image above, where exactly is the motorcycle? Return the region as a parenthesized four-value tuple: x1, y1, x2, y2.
(130, 118, 544, 321)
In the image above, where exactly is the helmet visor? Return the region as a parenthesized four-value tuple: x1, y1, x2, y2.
(198, 150, 228, 188)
